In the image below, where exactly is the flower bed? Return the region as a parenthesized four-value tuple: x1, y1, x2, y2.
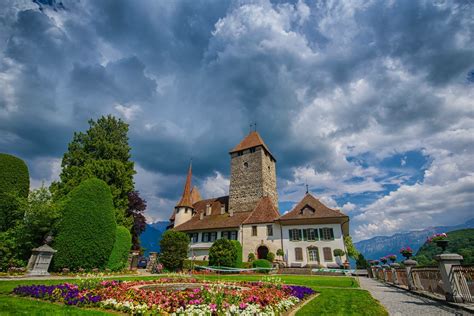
(13, 278, 315, 315)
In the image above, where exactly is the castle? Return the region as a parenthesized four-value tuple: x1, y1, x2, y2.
(169, 131, 350, 267)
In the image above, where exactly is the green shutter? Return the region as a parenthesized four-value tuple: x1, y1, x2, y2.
(302, 229, 307, 241)
(314, 229, 319, 240)
(330, 229, 334, 240)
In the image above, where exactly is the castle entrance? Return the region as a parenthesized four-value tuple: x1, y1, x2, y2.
(257, 246, 269, 259)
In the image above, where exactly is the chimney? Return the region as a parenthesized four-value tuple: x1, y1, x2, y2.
(200, 213, 204, 220)
(229, 209, 234, 217)
(206, 204, 211, 216)
(220, 204, 225, 215)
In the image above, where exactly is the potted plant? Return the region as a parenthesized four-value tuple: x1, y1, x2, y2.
(372, 260, 379, 266)
(387, 254, 397, 263)
(400, 247, 413, 259)
(427, 233, 449, 253)
(380, 257, 388, 265)
(276, 249, 284, 261)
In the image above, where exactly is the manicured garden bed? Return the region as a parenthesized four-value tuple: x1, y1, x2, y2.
(11, 277, 314, 315)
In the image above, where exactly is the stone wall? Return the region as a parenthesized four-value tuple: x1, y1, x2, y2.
(228, 146, 278, 212)
(241, 223, 282, 262)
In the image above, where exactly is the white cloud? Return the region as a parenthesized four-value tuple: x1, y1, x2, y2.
(200, 171, 229, 199)
(341, 202, 356, 213)
(114, 103, 141, 121)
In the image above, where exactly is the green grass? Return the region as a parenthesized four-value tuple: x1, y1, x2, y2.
(0, 274, 387, 315)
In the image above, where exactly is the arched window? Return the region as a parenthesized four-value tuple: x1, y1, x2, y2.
(295, 247, 303, 261)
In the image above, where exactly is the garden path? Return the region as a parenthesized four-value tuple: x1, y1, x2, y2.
(359, 277, 472, 316)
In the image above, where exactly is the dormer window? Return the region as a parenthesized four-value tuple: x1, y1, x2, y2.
(206, 204, 211, 216)
(220, 204, 225, 214)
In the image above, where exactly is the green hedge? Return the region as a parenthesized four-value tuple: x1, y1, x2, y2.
(107, 226, 132, 271)
(159, 230, 189, 271)
(53, 178, 116, 271)
(252, 259, 272, 273)
(230, 240, 243, 268)
(0, 153, 29, 197)
(209, 239, 237, 267)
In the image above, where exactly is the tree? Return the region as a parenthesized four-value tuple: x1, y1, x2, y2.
(276, 249, 284, 260)
(209, 239, 238, 268)
(230, 240, 243, 268)
(344, 236, 360, 259)
(53, 178, 117, 271)
(159, 230, 189, 271)
(0, 153, 30, 232)
(356, 253, 369, 269)
(107, 226, 132, 271)
(127, 191, 147, 250)
(248, 253, 256, 262)
(333, 249, 345, 257)
(51, 115, 135, 228)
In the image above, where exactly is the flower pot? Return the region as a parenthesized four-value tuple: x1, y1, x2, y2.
(435, 239, 449, 253)
(402, 253, 412, 260)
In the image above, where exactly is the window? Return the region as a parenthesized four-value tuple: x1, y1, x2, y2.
(320, 228, 334, 240)
(250, 148, 256, 153)
(221, 231, 238, 240)
(244, 162, 249, 168)
(267, 225, 273, 236)
(308, 247, 319, 262)
(252, 226, 258, 236)
(323, 247, 333, 261)
(289, 229, 302, 241)
(302, 228, 318, 241)
(295, 247, 303, 261)
(188, 233, 198, 243)
(201, 232, 218, 243)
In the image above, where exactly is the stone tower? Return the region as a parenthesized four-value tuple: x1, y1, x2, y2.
(228, 131, 278, 213)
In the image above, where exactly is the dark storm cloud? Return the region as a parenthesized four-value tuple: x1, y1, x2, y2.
(0, 0, 473, 229)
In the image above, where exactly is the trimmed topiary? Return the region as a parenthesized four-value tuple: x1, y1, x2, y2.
(252, 259, 272, 273)
(107, 226, 132, 271)
(209, 238, 237, 268)
(159, 230, 189, 271)
(231, 240, 243, 268)
(0, 153, 29, 197)
(267, 252, 275, 263)
(53, 178, 116, 271)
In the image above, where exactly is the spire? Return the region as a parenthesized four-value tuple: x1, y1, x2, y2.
(229, 131, 276, 161)
(176, 162, 193, 208)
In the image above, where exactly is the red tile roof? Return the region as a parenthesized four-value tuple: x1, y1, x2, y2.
(243, 197, 280, 224)
(176, 163, 193, 208)
(190, 186, 202, 204)
(229, 131, 275, 160)
(279, 193, 348, 221)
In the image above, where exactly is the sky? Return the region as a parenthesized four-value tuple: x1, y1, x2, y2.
(0, 0, 473, 241)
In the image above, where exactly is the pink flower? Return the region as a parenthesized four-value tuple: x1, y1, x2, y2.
(239, 303, 248, 309)
(209, 303, 217, 311)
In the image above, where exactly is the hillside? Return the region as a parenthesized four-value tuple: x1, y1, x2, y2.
(139, 221, 169, 255)
(414, 228, 474, 266)
(354, 218, 474, 261)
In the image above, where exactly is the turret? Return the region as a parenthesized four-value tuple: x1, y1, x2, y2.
(174, 163, 194, 227)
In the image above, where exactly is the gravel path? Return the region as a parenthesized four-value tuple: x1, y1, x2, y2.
(359, 277, 473, 316)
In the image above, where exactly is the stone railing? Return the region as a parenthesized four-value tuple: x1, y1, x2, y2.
(368, 253, 473, 304)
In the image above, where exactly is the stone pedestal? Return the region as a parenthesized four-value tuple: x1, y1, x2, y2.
(128, 251, 140, 270)
(435, 253, 463, 302)
(404, 259, 417, 290)
(390, 263, 400, 284)
(27, 244, 57, 276)
(382, 264, 390, 282)
(147, 252, 158, 272)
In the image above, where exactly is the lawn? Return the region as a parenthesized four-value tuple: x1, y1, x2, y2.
(0, 274, 387, 315)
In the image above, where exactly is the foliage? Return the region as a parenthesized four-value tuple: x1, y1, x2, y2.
(209, 239, 237, 267)
(248, 253, 256, 262)
(51, 115, 135, 228)
(159, 230, 189, 271)
(127, 191, 147, 250)
(252, 259, 272, 270)
(343, 236, 359, 259)
(53, 178, 117, 271)
(267, 252, 275, 262)
(399, 247, 413, 257)
(333, 249, 345, 257)
(414, 229, 474, 266)
(107, 226, 132, 271)
(276, 249, 284, 258)
(230, 240, 242, 268)
(0, 153, 30, 232)
(356, 253, 368, 269)
(0, 187, 61, 271)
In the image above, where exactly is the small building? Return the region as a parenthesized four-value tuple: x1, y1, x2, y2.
(169, 131, 349, 268)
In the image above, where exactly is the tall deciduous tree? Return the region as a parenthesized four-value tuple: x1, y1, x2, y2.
(51, 115, 135, 228)
(127, 191, 147, 250)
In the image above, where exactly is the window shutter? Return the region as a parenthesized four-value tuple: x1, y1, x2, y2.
(314, 229, 319, 240)
(302, 229, 307, 241)
(295, 247, 303, 261)
(330, 228, 334, 240)
(323, 247, 333, 261)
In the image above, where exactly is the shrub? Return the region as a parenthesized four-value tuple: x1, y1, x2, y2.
(107, 226, 132, 271)
(53, 178, 117, 271)
(230, 240, 243, 268)
(0, 153, 29, 232)
(159, 230, 189, 271)
(267, 252, 275, 262)
(252, 259, 272, 273)
(248, 253, 256, 262)
(209, 239, 237, 267)
(333, 249, 345, 257)
(276, 249, 284, 258)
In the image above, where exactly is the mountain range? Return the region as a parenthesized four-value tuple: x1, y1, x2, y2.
(355, 218, 474, 261)
(139, 221, 169, 255)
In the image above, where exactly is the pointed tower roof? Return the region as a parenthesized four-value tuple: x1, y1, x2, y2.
(190, 186, 202, 204)
(230, 131, 275, 160)
(176, 162, 193, 208)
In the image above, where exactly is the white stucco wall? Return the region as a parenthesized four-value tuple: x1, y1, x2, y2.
(241, 223, 282, 262)
(281, 223, 347, 267)
(187, 229, 240, 260)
